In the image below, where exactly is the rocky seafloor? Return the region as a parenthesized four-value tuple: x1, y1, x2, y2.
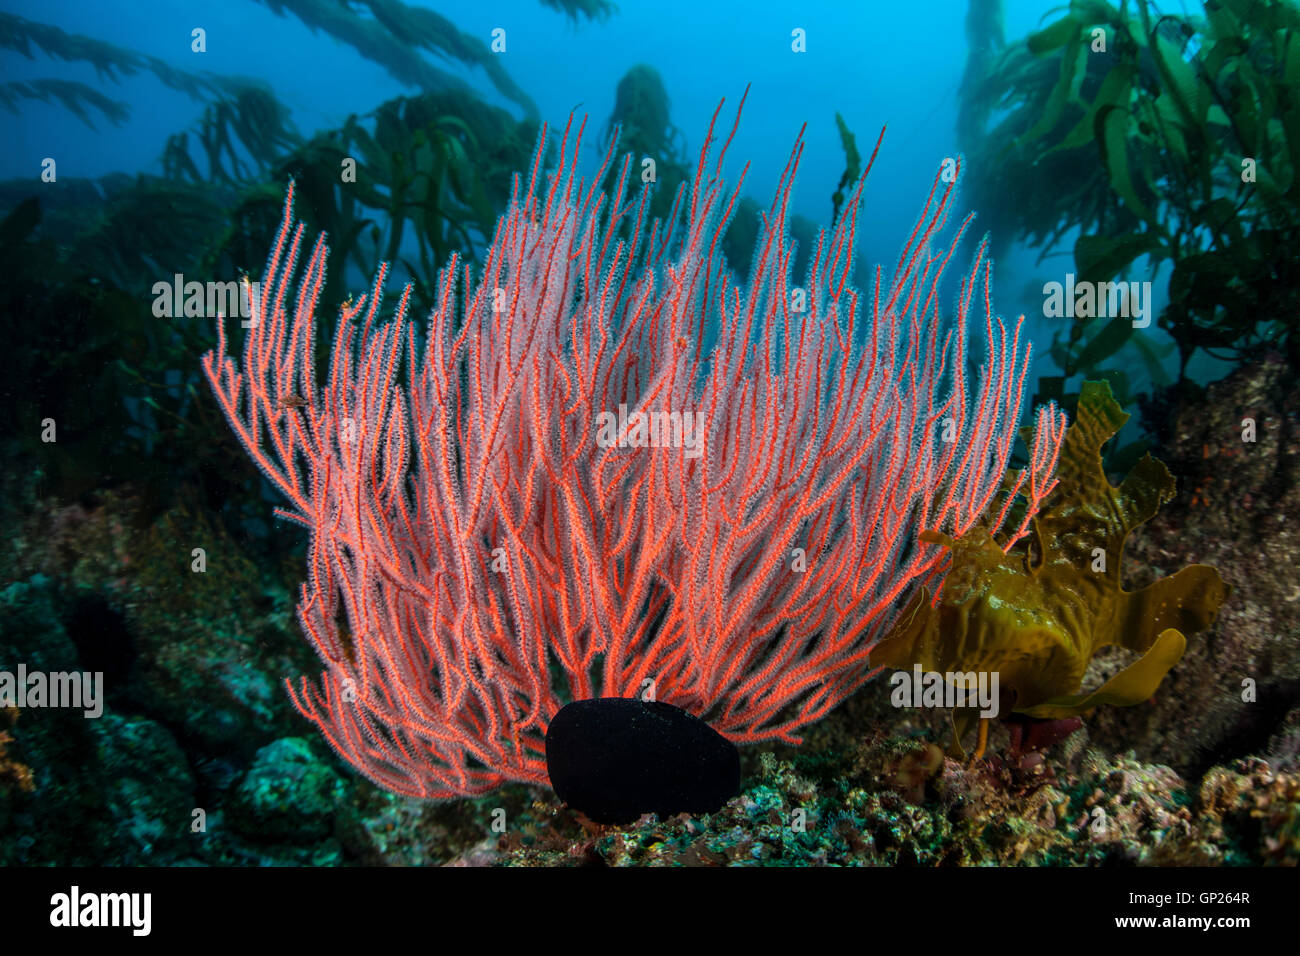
(1, 357, 1297, 866)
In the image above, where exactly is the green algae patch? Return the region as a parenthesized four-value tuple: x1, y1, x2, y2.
(873, 381, 1229, 757)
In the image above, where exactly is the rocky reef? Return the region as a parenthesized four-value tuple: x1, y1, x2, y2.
(1, 358, 1296, 865)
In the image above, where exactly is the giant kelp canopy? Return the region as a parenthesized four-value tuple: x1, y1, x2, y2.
(0, 0, 585, 518)
(959, 0, 1300, 401)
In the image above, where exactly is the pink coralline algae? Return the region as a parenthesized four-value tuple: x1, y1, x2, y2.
(201, 92, 1067, 799)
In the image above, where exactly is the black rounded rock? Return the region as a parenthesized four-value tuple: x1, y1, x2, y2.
(545, 698, 741, 825)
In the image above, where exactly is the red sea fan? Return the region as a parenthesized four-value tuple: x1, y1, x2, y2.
(201, 92, 1066, 798)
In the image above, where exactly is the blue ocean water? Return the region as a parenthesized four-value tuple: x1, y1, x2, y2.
(0, 0, 1177, 386)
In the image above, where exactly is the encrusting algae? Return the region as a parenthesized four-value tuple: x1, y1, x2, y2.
(872, 381, 1229, 758)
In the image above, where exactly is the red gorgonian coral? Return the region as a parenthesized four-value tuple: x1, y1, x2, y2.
(202, 92, 1066, 798)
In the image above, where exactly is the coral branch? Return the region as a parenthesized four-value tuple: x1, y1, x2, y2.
(203, 95, 1065, 798)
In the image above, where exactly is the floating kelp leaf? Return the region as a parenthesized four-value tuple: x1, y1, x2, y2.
(251, 0, 538, 119)
(873, 380, 1229, 758)
(0, 11, 228, 102)
(0, 78, 129, 130)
